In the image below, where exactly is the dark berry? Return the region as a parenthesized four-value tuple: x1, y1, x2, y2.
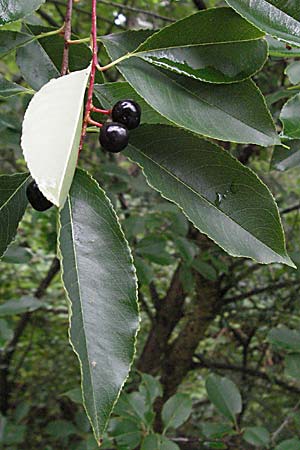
(112, 99, 141, 130)
(99, 122, 129, 153)
(26, 181, 53, 212)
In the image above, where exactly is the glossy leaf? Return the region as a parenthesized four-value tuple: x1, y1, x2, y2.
(0, 173, 30, 258)
(21, 66, 90, 207)
(243, 427, 270, 447)
(2, 243, 32, 264)
(271, 140, 300, 171)
(268, 326, 300, 351)
(0, 75, 29, 98)
(0, 296, 43, 316)
(225, 0, 300, 46)
(134, 8, 267, 83)
(280, 94, 300, 139)
(17, 25, 98, 90)
(0, 0, 45, 25)
(267, 36, 300, 57)
(162, 393, 193, 431)
(58, 169, 139, 441)
(125, 124, 293, 266)
(206, 374, 242, 422)
(102, 31, 279, 146)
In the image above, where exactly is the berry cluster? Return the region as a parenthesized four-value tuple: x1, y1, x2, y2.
(99, 99, 141, 153)
(26, 99, 141, 212)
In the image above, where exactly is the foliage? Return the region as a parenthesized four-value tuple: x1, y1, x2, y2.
(1, 0, 300, 449)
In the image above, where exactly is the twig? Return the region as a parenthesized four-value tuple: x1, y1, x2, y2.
(61, 0, 73, 76)
(271, 400, 300, 444)
(223, 280, 300, 304)
(96, 0, 175, 22)
(281, 203, 300, 215)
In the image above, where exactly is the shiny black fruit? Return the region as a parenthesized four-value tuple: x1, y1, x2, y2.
(112, 99, 141, 130)
(26, 181, 53, 212)
(99, 122, 129, 153)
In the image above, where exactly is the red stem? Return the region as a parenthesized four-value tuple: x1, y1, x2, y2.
(61, 0, 73, 76)
(78, 0, 99, 153)
(88, 118, 103, 128)
(91, 106, 111, 115)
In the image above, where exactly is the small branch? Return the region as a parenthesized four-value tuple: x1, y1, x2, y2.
(281, 203, 300, 215)
(61, 0, 73, 76)
(78, 0, 99, 152)
(96, 0, 175, 22)
(223, 280, 300, 304)
(271, 400, 300, 444)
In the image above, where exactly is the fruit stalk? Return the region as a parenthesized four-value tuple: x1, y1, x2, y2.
(79, 0, 100, 153)
(61, 0, 73, 76)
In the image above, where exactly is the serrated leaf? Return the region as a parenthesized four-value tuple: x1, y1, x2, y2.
(243, 427, 270, 447)
(162, 393, 193, 431)
(225, 0, 300, 47)
(0, 173, 30, 258)
(271, 140, 300, 171)
(0, 0, 45, 25)
(125, 124, 293, 266)
(135, 8, 267, 84)
(21, 67, 90, 207)
(102, 31, 279, 147)
(206, 374, 242, 422)
(0, 75, 29, 98)
(268, 326, 300, 351)
(58, 169, 139, 441)
(280, 94, 300, 139)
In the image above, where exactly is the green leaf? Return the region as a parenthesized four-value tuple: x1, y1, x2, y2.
(243, 427, 270, 447)
(0, 0, 45, 25)
(61, 388, 83, 405)
(58, 169, 139, 441)
(0, 297, 43, 316)
(0, 30, 32, 58)
(21, 67, 90, 207)
(280, 94, 300, 139)
(139, 374, 162, 406)
(2, 243, 32, 264)
(192, 259, 218, 281)
(17, 25, 97, 90)
(141, 435, 180, 450)
(125, 124, 293, 266)
(0, 173, 30, 258)
(271, 140, 300, 171)
(94, 82, 171, 125)
(201, 422, 233, 438)
(267, 35, 300, 57)
(285, 353, 300, 379)
(275, 438, 300, 450)
(225, 0, 300, 47)
(134, 8, 267, 84)
(162, 393, 193, 431)
(110, 419, 141, 450)
(102, 31, 279, 147)
(0, 75, 29, 98)
(206, 374, 242, 422)
(46, 420, 77, 439)
(285, 62, 300, 85)
(268, 326, 300, 352)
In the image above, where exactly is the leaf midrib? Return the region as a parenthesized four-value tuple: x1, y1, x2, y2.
(0, 174, 30, 212)
(128, 144, 286, 259)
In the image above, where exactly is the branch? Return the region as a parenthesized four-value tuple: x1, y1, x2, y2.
(61, 0, 73, 76)
(193, 354, 300, 395)
(96, 0, 175, 22)
(223, 280, 300, 304)
(271, 400, 300, 444)
(280, 203, 300, 215)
